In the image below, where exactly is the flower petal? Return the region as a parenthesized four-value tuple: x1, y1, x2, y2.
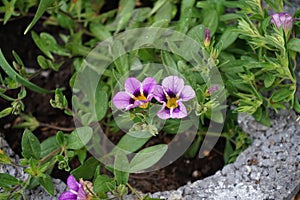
(171, 102, 188, 119)
(271, 13, 281, 28)
(162, 76, 184, 96)
(142, 77, 156, 96)
(67, 175, 79, 191)
(180, 85, 195, 101)
(112, 91, 132, 110)
(153, 85, 167, 103)
(58, 191, 77, 200)
(156, 104, 170, 120)
(124, 77, 141, 95)
(77, 186, 88, 200)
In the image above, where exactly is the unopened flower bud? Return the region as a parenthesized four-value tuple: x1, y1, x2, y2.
(205, 85, 219, 96)
(204, 28, 211, 48)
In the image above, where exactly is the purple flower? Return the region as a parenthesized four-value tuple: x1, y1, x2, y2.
(270, 12, 299, 33)
(59, 175, 90, 200)
(204, 28, 211, 48)
(112, 77, 156, 110)
(153, 76, 195, 119)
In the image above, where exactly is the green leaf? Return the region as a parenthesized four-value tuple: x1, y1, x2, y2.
(40, 136, 60, 158)
(161, 51, 177, 69)
(93, 175, 115, 194)
(148, 0, 168, 17)
(116, 131, 152, 153)
(67, 127, 93, 150)
(176, 0, 195, 33)
(0, 49, 51, 93)
(258, 106, 270, 126)
(24, 0, 56, 34)
(39, 174, 54, 196)
(71, 157, 99, 179)
(216, 27, 239, 50)
(202, 10, 218, 35)
(187, 24, 205, 45)
(271, 88, 292, 102)
(264, 73, 275, 88)
(50, 88, 68, 110)
(21, 129, 41, 159)
(114, 0, 136, 33)
(76, 149, 87, 165)
(185, 134, 202, 157)
(252, 106, 262, 122)
(224, 139, 234, 164)
(211, 111, 224, 123)
(293, 95, 300, 113)
(12, 50, 25, 70)
(0, 107, 12, 118)
(0, 149, 11, 164)
(0, 193, 11, 199)
(129, 144, 168, 172)
(89, 23, 112, 41)
(153, 1, 173, 26)
(114, 151, 129, 185)
(0, 173, 21, 187)
(95, 88, 108, 121)
(37, 55, 61, 71)
(56, 131, 65, 145)
(287, 38, 300, 53)
(2, 0, 19, 24)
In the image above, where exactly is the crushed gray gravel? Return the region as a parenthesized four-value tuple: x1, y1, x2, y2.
(148, 110, 300, 200)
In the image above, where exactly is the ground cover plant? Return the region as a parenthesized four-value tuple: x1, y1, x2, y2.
(0, 0, 299, 199)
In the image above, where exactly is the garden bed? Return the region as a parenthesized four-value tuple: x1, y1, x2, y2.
(1, 110, 299, 199)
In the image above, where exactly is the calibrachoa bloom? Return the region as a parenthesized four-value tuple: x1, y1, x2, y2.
(59, 175, 93, 200)
(112, 77, 156, 110)
(153, 76, 195, 119)
(270, 12, 299, 34)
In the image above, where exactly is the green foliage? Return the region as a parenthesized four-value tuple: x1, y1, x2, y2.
(21, 129, 41, 159)
(129, 144, 168, 172)
(71, 157, 99, 179)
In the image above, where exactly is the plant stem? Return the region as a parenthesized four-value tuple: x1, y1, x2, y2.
(126, 183, 143, 200)
(39, 122, 75, 132)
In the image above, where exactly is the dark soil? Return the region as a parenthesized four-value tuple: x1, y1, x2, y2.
(0, 17, 225, 193)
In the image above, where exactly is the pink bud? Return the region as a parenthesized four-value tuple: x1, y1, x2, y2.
(204, 28, 211, 48)
(206, 85, 219, 96)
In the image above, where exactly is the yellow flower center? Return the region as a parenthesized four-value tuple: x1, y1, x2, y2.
(133, 94, 149, 108)
(166, 97, 178, 109)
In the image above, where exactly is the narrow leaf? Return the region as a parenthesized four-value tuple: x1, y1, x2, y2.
(95, 88, 108, 121)
(0, 107, 12, 118)
(0, 173, 21, 187)
(0, 50, 51, 93)
(24, 0, 56, 34)
(114, 151, 129, 185)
